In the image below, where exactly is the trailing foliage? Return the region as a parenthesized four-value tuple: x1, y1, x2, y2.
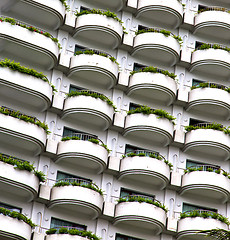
(75, 49, 119, 65)
(67, 91, 117, 110)
(195, 43, 230, 53)
(46, 228, 100, 240)
(0, 207, 35, 227)
(0, 106, 50, 134)
(59, 0, 70, 11)
(135, 28, 183, 46)
(117, 195, 168, 212)
(184, 166, 230, 179)
(127, 106, 176, 124)
(0, 153, 46, 182)
(122, 152, 173, 170)
(199, 229, 230, 240)
(53, 181, 103, 196)
(0, 17, 61, 49)
(61, 136, 110, 153)
(180, 210, 230, 225)
(198, 7, 230, 14)
(130, 66, 177, 80)
(0, 59, 56, 92)
(75, 9, 127, 33)
(184, 123, 230, 135)
(191, 82, 230, 93)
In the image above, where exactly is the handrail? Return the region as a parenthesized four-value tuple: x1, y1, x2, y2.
(70, 90, 109, 100)
(195, 43, 230, 51)
(138, 27, 177, 38)
(193, 122, 223, 128)
(198, 6, 230, 13)
(183, 209, 217, 214)
(124, 149, 165, 160)
(0, 152, 26, 163)
(192, 82, 229, 90)
(75, 48, 112, 58)
(187, 164, 220, 171)
(119, 194, 156, 202)
(55, 177, 99, 189)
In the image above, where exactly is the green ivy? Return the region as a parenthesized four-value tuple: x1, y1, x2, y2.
(0, 106, 50, 134)
(135, 28, 183, 46)
(127, 106, 176, 124)
(184, 123, 230, 135)
(0, 59, 56, 92)
(46, 228, 100, 240)
(117, 196, 168, 212)
(122, 152, 173, 170)
(0, 207, 35, 227)
(198, 7, 230, 14)
(191, 82, 230, 93)
(67, 91, 117, 110)
(195, 43, 230, 53)
(0, 17, 61, 49)
(53, 181, 104, 196)
(75, 9, 127, 34)
(0, 153, 46, 182)
(130, 66, 177, 80)
(59, 0, 70, 11)
(180, 210, 230, 225)
(61, 136, 110, 153)
(75, 49, 119, 66)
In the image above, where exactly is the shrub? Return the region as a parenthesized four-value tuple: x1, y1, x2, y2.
(117, 196, 168, 212)
(67, 91, 117, 110)
(74, 49, 119, 66)
(0, 153, 46, 182)
(191, 82, 230, 93)
(0, 106, 50, 134)
(75, 9, 127, 34)
(127, 106, 176, 124)
(130, 66, 177, 80)
(195, 43, 230, 53)
(0, 17, 61, 49)
(0, 58, 56, 92)
(0, 207, 35, 227)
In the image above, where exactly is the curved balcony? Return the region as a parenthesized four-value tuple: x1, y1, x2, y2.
(0, 66, 52, 112)
(0, 160, 39, 202)
(127, 71, 177, 105)
(181, 166, 230, 203)
(0, 108, 47, 156)
(136, 0, 183, 29)
(132, 32, 180, 66)
(190, 48, 230, 78)
(123, 113, 174, 146)
(67, 53, 118, 89)
(73, 13, 123, 49)
(56, 135, 109, 174)
(194, 10, 230, 40)
(49, 179, 104, 219)
(119, 150, 171, 189)
(81, 0, 125, 11)
(0, 20, 59, 70)
(183, 125, 230, 160)
(114, 197, 167, 234)
(0, 213, 32, 240)
(62, 92, 114, 130)
(187, 85, 230, 119)
(177, 211, 229, 240)
(3, 0, 65, 30)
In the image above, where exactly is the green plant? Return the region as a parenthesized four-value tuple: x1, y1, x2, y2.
(0, 106, 50, 134)
(0, 58, 56, 92)
(127, 106, 176, 124)
(191, 82, 230, 93)
(61, 136, 110, 153)
(59, 0, 70, 11)
(53, 181, 104, 196)
(74, 49, 119, 66)
(0, 17, 61, 49)
(130, 66, 177, 80)
(0, 207, 35, 227)
(195, 43, 230, 53)
(117, 196, 168, 212)
(180, 210, 230, 225)
(135, 28, 183, 46)
(184, 123, 230, 135)
(75, 9, 127, 34)
(0, 153, 46, 182)
(67, 91, 117, 110)
(46, 228, 100, 240)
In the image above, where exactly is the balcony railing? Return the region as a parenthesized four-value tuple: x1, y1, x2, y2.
(120, 194, 155, 202)
(63, 132, 102, 141)
(187, 164, 220, 172)
(192, 82, 229, 91)
(192, 122, 224, 129)
(124, 149, 164, 160)
(198, 6, 230, 13)
(75, 48, 112, 58)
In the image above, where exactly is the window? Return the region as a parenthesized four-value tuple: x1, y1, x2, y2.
(74, 44, 86, 53)
(133, 63, 146, 72)
(50, 217, 86, 230)
(120, 188, 154, 201)
(189, 118, 207, 126)
(125, 144, 144, 154)
(192, 79, 203, 87)
(137, 25, 148, 31)
(56, 171, 92, 183)
(198, 5, 208, 12)
(62, 127, 98, 140)
(69, 85, 85, 93)
(0, 202, 21, 213)
(195, 41, 204, 49)
(116, 233, 143, 240)
(182, 203, 217, 213)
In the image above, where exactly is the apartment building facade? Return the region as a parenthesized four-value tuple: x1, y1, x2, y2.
(0, 0, 230, 240)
